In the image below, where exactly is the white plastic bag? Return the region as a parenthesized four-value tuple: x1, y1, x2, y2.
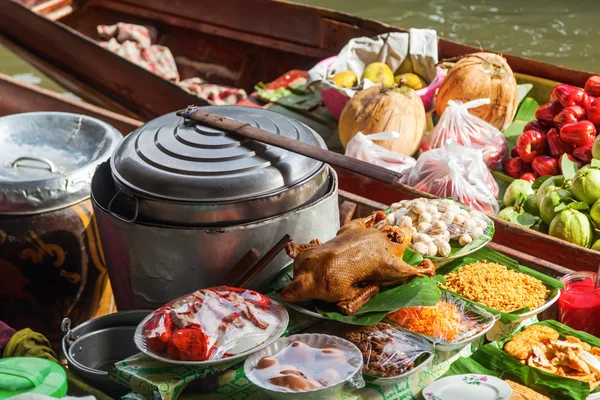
(345, 132, 417, 176)
(407, 143, 500, 215)
(421, 99, 508, 169)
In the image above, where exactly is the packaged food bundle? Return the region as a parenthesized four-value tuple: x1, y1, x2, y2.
(136, 286, 288, 362)
(386, 292, 496, 345)
(378, 197, 492, 258)
(343, 322, 433, 378)
(406, 143, 500, 215)
(246, 334, 364, 394)
(421, 99, 508, 169)
(345, 131, 417, 176)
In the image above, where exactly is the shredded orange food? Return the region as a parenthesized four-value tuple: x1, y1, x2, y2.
(387, 301, 466, 341)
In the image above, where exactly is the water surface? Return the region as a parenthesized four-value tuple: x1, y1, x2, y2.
(296, 0, 600, 73)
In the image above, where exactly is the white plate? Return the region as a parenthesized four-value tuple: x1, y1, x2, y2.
(134, 298, 289, 366)
(515, 289, 560, 322)
(423, 374, 512, 400)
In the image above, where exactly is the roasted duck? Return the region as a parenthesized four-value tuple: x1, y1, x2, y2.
(280, 216, 435, 315)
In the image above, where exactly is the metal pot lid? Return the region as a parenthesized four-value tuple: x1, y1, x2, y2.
(111, 106, 327, 202)
(0, 112, 122, 214)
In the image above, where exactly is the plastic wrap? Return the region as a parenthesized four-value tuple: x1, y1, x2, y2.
(421, 99, 508, 169)
(244, 333, 364, 400)
(345, 132, 417, 176)
(377, 197, 493, 258)
(343, 323, 432, 378)
(135, 286, 288, 363)
(386, 292, 496, 346)
(406, 143, 500, 215)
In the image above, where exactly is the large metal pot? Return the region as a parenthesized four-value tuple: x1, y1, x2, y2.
(92, 106, 339, 310)
(0, 112, 122, 348)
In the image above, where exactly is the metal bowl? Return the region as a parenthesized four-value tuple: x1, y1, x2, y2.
(62, 310, 151, 395)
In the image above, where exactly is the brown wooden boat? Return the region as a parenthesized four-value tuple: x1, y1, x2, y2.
(1, 0, 596, 121)
(1, 0, 597, 272)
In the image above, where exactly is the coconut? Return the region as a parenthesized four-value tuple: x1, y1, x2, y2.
(338, 85, 426, 156)
(436, 52, 519, 131)
(549, 209, 593, 248)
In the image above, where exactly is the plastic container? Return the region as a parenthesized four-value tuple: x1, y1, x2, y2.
(558, 272, 600, 337)
(0, 357, 67, 398)
(244, 333, 364, 399)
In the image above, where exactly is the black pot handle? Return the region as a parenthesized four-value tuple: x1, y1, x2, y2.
(107, 190, 139, 223)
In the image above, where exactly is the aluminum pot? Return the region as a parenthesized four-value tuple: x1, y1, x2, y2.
(0, 112, 122, 348)
(92, 162, 339, 310)
(62, 310, 151, 395)
(92, 107, 340, 310)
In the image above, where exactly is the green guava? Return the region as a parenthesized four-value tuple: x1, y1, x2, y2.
(536, 175, 566, 208)
(571, 167, 600, 205)
(496, 206, 520, 222)
(549, 209, 593, 248)
(592, 239, 600, 252)
(540, 189, 572, 225)
(523, 194, 540, 217)
(593, 136, 600, 160)
(503, 179, 534, 208)
(591, 200, 600, 227)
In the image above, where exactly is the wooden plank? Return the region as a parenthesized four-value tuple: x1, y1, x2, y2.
(0, 73, 142, 135)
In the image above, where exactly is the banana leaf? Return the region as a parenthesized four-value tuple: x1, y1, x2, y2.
(268, 247, 442, 325)
(465, 320, 600, 400)
(435, 246, 563, 323)
(503, 96, 540, 149)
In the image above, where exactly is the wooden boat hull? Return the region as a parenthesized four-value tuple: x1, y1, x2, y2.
(1, 0, 596, 120)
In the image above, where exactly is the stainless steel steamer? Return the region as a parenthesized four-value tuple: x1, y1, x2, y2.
(92, 106, 339, 310)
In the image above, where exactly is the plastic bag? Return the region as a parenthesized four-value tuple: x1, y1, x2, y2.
(344, 322, 433, 378)
(345, 132, 417, 176)
(376, 197, 492, 258)
(137, 286, 287, 362)
(406, 143, 500, 215)
(422, 99, 508, 169)
(386, 292, 496, 345)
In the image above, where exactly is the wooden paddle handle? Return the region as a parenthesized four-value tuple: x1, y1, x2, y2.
(236, 235, 291, 288)
(177, 108, 403, 185)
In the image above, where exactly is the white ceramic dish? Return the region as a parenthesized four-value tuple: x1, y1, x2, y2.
(133, 299, 289, 366)
(423, 374, 512, 400)
(244, 333, 364, 400)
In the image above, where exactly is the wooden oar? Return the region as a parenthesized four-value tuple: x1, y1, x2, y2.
(176, 108, 403, 185)
(235, 235, 292, 288)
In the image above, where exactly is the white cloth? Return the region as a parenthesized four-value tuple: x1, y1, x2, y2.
(307, 29, 438, 97)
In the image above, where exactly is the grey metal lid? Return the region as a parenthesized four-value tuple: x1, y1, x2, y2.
(110, 106, 327, 202)
(0, 112, 123, 215)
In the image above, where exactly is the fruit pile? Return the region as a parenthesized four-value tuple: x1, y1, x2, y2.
(499, 160, 600, 250)
(331, 62, 428, 91)
(503, 76, 600, 182)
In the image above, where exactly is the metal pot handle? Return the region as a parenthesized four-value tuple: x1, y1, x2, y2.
(107, 190, 139, 223)
(10, 156, 58, 173)
(61, 318, 76, 345)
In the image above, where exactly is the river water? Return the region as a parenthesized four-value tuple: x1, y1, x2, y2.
(1, 0, 598, 91)
(296, 0, 600, 73)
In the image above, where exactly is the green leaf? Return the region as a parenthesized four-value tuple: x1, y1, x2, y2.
(532, 175, 551, 191)
(566, 202, 590, 212)
(402, 247, 423, 266)
(315, 276, 442, 325)
(561, 154, 579, 180)
(516, 213, 536, 227)
(269, 262, 294, 293)
(593, 159, 600, 168)
(503, 97, 539, 148)
(553, 202, 569, 213)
